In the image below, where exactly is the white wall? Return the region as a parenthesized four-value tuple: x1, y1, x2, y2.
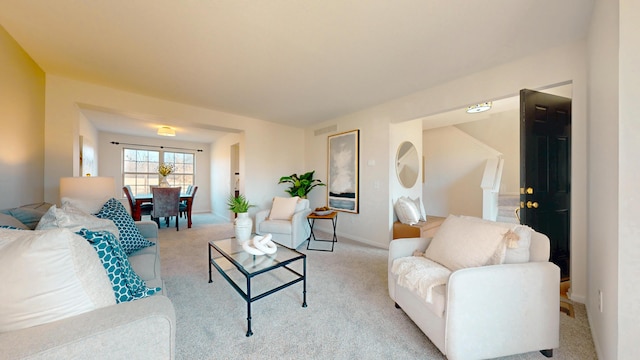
(423, 126, 502, 217)
(78, 111, 99, 176)
(618, 2, 640, 358)
(588, 0, 640, 358)
(211, 132, 243, 221)
(587, 1, 620, 359)
(455, 110, 520, 195)
(43, 75, 305, 222)
(305, 118, 391, 248)
(97, 132, 211, 214)
(0, 25, 45, 209)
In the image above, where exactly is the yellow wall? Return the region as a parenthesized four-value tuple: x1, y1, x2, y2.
(0, 25, 45, 209)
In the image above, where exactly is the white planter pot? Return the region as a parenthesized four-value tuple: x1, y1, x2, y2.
(234, 212, 252, 243)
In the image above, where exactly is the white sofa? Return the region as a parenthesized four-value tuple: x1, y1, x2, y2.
(0, 205, 175, 359)
(388, 217, 560, 360)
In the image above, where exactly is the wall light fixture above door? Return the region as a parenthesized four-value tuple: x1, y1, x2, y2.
(466, 102, 492, 114)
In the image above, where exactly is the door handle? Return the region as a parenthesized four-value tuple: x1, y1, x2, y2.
(526, 187, 534, 195)
(526, 201, 539, 209)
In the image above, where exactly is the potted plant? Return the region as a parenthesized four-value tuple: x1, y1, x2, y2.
(157, 163, 175, 187)
(226, 194, 255, 242)
(278, 171, 325, 198)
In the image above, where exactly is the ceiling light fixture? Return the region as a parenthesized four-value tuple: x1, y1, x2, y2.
(466, 102, 492, 114)
(157, 126, 176, 136)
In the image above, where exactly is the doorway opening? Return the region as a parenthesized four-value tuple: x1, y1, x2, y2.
(230, 143, 240, 217)
(421, 83, 573, 284)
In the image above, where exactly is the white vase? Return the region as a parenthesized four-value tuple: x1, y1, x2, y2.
(159, 175, 170, 187)
(234, 212, 252, 243)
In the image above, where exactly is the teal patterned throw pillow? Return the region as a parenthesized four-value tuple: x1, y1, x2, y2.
(96, 198, 154, 255)
(76, 228, 160, 303)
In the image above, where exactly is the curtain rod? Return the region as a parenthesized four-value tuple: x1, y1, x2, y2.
(110, 141, 203, 152)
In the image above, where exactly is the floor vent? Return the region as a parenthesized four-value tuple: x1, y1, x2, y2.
(314, 125, 337, 136)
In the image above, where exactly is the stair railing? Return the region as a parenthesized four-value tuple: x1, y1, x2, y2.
(480, 156, 504, 221)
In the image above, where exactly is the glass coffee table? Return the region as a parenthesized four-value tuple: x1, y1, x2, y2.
(208, 237, 307, 337)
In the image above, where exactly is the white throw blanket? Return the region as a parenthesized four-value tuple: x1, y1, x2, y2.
(391, 256, 452, 303)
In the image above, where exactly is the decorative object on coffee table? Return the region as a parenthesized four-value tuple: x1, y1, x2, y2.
(242, 234, 277, 255)
(227, 194, 255, 242)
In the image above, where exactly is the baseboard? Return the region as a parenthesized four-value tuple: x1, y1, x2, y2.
(311, 224, 388, 249)
(569, 292, 586, 304)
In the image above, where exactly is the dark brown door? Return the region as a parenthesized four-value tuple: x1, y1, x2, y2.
(520, 89, 571, 280)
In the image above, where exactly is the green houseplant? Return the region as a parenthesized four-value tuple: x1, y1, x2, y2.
(226, 194, 255, 242)
(278, 171, 326, 198)
(226, 194, 254, 213)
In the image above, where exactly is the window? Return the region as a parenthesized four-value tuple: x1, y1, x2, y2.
(163, 151, 195, 191)
(123, 149, 159, 196)
(123, 149, 195, 196)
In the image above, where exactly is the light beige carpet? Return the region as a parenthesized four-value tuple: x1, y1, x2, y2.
(157, 213, 597, 359)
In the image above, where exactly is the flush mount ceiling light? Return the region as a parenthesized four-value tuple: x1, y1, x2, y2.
(157, 126, 176, 136)
(466, 102, 492, 114)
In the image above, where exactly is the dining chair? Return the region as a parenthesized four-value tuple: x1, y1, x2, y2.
(123, 185, 153, 218)
(179, 186, 197, 219)
(151, 187, 181, 231)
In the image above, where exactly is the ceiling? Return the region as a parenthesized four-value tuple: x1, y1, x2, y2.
(0, 1, 593, 140)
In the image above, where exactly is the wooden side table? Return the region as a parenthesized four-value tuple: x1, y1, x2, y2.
(306, 212, 338, 252)
(392, 216, 446, 239)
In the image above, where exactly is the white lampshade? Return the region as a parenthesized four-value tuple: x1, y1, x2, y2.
(59, 176, 115, 202)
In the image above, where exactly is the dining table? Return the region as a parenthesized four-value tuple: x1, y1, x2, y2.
(133, 193, 194, 228)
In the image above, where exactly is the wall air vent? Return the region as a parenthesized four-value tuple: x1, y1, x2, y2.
(314, 125, 338, 136)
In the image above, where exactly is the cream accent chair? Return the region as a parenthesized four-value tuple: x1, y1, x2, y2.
(255, 198, 312, 249)
(388, 218, 560, 360)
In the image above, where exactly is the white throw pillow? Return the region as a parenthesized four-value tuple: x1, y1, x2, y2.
(268, 196, 300, 220)
(409, 197, 428, 221)
(395, 197, 420, 225)
(0, 228, 116, 332)
(61, 196, 111, 215)
(424, 215, 508, 271)
(35, 204, 120, 239)
(458, 215, 532, 263)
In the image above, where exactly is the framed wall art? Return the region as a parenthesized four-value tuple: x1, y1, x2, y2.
(327, 129, 359, 214)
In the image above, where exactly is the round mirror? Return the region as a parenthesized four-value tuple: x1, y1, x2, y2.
(396, 141, 419, 188)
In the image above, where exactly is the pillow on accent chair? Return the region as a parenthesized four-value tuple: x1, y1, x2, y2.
(0, 228, 115, 332)
(268, 196, 300, 220)
(424, 215, 507, 271)
(76, 228, 160, 303)
(96, 198, 154, 255)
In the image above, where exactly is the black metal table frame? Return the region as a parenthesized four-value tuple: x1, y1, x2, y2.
(208, 242, 307, 337)
(306, 213, 338, 252)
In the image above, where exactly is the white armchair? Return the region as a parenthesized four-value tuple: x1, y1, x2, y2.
(388, 216, 560, 359)
(255, 198, 312, 249)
